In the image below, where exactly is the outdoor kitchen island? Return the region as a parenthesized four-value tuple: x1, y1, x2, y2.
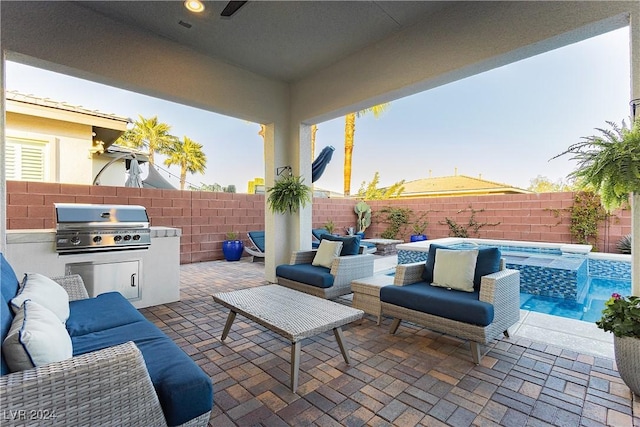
(4, 226, 181, 309)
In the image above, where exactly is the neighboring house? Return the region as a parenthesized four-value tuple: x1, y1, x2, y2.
(397, 173, 532, 199)
(4, 90, 137, 187)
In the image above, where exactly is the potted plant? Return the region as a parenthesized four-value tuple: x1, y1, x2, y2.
(596, 293, 640, 395)
(617, 234, 632, 254)
(553, 116, 639, 296)
(267, 174, 312, 214)
(222, 232, 244, 261)
(354, 201, 371, 238)
(410, 212, 429, 242)
(324, 220, 337, 235)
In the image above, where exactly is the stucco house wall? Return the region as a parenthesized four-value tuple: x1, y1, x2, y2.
(5, 95, 131, 187)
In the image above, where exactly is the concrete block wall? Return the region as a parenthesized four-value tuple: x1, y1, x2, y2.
(308, 193, 630, 253)
(6, 181, 265, 264)
(363, 193, 630, 253)
(5, 181, 631, 263)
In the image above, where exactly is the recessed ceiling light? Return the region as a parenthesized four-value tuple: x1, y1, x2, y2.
(184, 0, 205, 13)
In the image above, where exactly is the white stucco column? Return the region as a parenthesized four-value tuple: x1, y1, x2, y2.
(630, 12, 640, 296)
(263, 120, 313, 283)
(1, 51, 6, 253)
(297, 123, 313, 252)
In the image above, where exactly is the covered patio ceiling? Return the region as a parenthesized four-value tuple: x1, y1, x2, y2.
(76, 1, 454, 83)
(1, 1, 638, 278)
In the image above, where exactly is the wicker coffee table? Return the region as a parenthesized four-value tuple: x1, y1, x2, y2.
(212, 285, 363, 392)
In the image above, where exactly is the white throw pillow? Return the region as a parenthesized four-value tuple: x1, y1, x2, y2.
(432, 249, 479, 292)
(2, 300, 73, 372)
(312, 240, 344, 268)
(11, 273, 70, 323)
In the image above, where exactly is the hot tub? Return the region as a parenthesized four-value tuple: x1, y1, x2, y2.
(396, 238, 593, 301)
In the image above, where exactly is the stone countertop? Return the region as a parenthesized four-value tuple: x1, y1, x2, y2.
(7, 226, 181, 243)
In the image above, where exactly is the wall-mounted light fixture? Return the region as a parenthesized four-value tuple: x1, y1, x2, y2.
(276, 166, 292, 177)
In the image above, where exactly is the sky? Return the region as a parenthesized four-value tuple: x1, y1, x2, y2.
(5, 27, 631, 194)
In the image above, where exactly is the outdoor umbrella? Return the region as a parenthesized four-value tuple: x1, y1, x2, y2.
(125, 157, 143, 188)
(311, 145, 335, 183)
(143, 164, 176, 190)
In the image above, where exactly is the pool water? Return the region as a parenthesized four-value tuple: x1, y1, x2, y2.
(520, 277, 631, 322)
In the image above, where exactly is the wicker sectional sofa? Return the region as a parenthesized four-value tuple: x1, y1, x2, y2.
(0, 253, 212, 427)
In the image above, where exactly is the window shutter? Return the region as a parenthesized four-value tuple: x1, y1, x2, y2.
(5, 144, 16, 180)
(5, 139, 47, 181)
(20, 145, 45, 181)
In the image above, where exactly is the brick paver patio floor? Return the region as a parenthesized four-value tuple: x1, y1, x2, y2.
(139, 259, 639, 427)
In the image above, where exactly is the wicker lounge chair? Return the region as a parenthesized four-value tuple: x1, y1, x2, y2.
(244, 230, 265, 262)
(276, 249, 375, 299)
(312, 228, 376, 254)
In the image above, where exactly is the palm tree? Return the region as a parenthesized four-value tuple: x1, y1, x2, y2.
(164, 136, 207, 190)
(117, 115, 177, 165)
(343, 103, 390, 196)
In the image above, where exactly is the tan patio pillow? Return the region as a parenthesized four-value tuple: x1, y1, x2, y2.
(312, 240, 343, 268)
(432, 248, 478, 292)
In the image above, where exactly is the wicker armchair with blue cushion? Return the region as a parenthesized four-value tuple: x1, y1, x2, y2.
(276, 234, 375, 299)
(380, 244, 520, 363)
(312, 228, 376, 254)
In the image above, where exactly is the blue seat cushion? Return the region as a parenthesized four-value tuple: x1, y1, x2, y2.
(72, 321, 213, 427)
(312, 228, 329, 241)
(66, 292, 147, 337)
(248, 231, 265, 252)
(276, 263, 334, 288)
(1, 253, 20, 375)
(380, 282, 494, 326)
(422, 244, 501, 291)
(320, 233, 361, 256)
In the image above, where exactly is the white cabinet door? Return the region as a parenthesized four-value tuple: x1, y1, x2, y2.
(67, 260, 141, 300)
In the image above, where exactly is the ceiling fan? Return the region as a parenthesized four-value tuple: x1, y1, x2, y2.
(220, 1, 247, 18)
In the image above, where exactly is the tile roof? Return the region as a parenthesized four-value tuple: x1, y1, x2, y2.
(5, 90, 131, 124)
(399, 175, 531, 197)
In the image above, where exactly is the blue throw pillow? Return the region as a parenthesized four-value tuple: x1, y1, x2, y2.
(320, 234, 361, 256)
(474, 247, 501, 289)
(421, 244, 501, 290)
(421, 244, 448, 283)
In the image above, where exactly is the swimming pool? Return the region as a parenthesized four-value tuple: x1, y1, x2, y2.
(396, 238, 632, 323)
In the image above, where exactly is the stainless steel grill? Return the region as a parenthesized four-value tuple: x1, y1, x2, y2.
(55, 203, 151, 253)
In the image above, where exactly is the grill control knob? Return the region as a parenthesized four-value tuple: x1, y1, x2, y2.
(93, 235, 102, 243)
(133, 235, 141, 241)
(114, 235, 122, 242)
(123, 235, 132, 241)
(70, 236, 81, 245)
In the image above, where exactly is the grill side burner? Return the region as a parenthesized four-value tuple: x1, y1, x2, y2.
(55, 203, 151, 253)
